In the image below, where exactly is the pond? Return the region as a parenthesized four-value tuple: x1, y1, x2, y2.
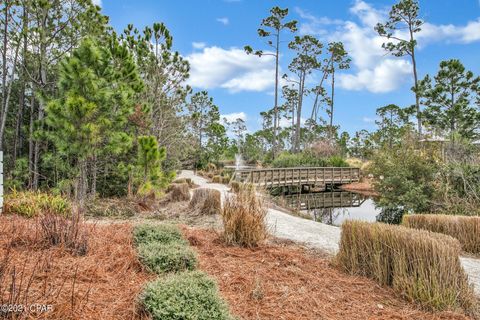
(276, 191, 381, 227)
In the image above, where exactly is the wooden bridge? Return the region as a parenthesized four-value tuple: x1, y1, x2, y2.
(232, 167, 360, 188)
(281, 192, 365, 211)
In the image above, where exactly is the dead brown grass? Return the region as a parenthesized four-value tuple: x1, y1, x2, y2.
(336, 220, 478, 316)
(190, 188, 221, 215)
(0, 215, 153, 320)
(221, 185, 267, 248)
(169, 183, 191, 202)
(212, 175, 222, 183)
(183, 227, 472, 320)
(403, 214, 480, 255)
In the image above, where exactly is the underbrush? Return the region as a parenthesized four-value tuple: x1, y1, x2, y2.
(141, 271, 232, 320)
(168, 183, 191, 202)
(403, 214, 480, 255)
(85, 197, 140, 217)
(221, 185, 267, 247)
(4, 190, 71, 217)
(336, 220, 477, 315)
(270, 152, 348, 168)
(134, 224, 232, 319)
(189, 188, 221, 215)
(133, 224, 187, 246)
(137, 241, 197, 273)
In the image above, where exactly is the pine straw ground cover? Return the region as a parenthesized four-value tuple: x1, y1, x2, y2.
(0, 215, 154, 320)
(182, 227, 472, 320)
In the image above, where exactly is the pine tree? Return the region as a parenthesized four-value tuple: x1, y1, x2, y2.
(45, 37, 142, 208)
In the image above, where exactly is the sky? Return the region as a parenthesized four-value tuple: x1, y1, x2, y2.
(96, 0, 480, 135)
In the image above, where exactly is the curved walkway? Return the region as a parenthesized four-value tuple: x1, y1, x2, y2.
(178, 170, 480, 294)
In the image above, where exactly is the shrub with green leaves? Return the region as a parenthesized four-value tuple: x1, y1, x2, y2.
(4, 191, 71, 218)
(271, 151, 348, 168)
(137, 241, 197, 273)
(133, 224, 186, 246)
(141, 271, 233, 320)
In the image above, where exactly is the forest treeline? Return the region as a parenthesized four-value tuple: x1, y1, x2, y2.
(0, 0, 479, 215)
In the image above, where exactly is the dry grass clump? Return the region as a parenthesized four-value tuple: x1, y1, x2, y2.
(169, 183, 191, 202)
(190, 188, 221, 215)
(222, 176, 230, 184)
(212, 175, 223, 183)
(403, 214, 480, 254)
(336, 220, 477, 315)
(221, 186, 268, 248)
(229, 181, 241, 193)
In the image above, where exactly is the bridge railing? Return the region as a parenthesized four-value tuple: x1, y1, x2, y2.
(233, 167, 360, 187)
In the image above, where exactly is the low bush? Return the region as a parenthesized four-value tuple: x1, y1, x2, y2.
(169, 183, 190, 202)
(4, 190, 71, 218)
(133, 224, 186, 246)
(375, 206, 405, 225)
(221, 185, 267, 247)
(190, 188, 221, 215)
(137, 241, 197, 273)
(212, 175, 222, 183)
(403, 214, 480, 254)
(141, 271, 232, 320)
(229, 181, 241, 193)
(336, 220, 477, 314)
(271, 151, 349, 168)
(222, 176, 230, 184)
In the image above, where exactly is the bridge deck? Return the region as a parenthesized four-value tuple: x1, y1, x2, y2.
(232, 167, 360, 188)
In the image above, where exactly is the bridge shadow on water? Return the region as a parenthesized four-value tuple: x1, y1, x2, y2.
(274, 189, 381, 226)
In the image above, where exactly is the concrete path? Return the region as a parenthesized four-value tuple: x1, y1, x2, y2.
(178, 170, 480, 294)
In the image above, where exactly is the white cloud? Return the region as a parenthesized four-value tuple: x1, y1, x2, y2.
(362, 116, 378, 123)
(217, 17, 229, 25)
(296, 1, 480, 93)
(192, 42, 206, 49)
(185, 46, 276, 93)
(92, 0, 102, 6)
(338, 59, 411, 93)
(222, 112, 247, 124)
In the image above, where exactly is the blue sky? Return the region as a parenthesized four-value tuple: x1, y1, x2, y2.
(97, 0, 480, 135)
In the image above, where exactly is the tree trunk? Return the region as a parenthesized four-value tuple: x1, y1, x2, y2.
(409, 26, 421, 136)
(13, 6, 28, 162)
(272, 32, 280, 157)
(329, 69, 335, 139)
(32, 8, 48, 190)
(28, 94, 34, 188)
(294, 72, 306, 152)
(90, 155, 97, 198)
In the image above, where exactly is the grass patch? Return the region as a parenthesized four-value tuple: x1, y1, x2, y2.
(85, 198, 138, 217)
(221, 185, 267, 248)
(137, 241, 197, 274)
(336, 220, 477, 315)
(403, 214, 480, 254)
(190, 188, 221, 215)
(141, 271, 232, 320)
(4, 190, 71, 218)
(212, 175, 222, 183)
(133, 224, 187, 246)
(169, 183, 190, 202)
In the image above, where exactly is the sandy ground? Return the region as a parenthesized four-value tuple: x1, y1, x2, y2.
(178, 170, 480, 295)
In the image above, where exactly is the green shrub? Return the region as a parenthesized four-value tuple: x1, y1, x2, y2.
(271, 151, 348, 168)
(4, 191, 71, 218)
(137, 242, 197, 273)
(133, 224, 186, 246)
(141, 271, 233, 320)
(336, 220, 477, 314)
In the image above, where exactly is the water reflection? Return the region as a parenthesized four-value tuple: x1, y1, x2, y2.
(277, 191, 381, 226)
